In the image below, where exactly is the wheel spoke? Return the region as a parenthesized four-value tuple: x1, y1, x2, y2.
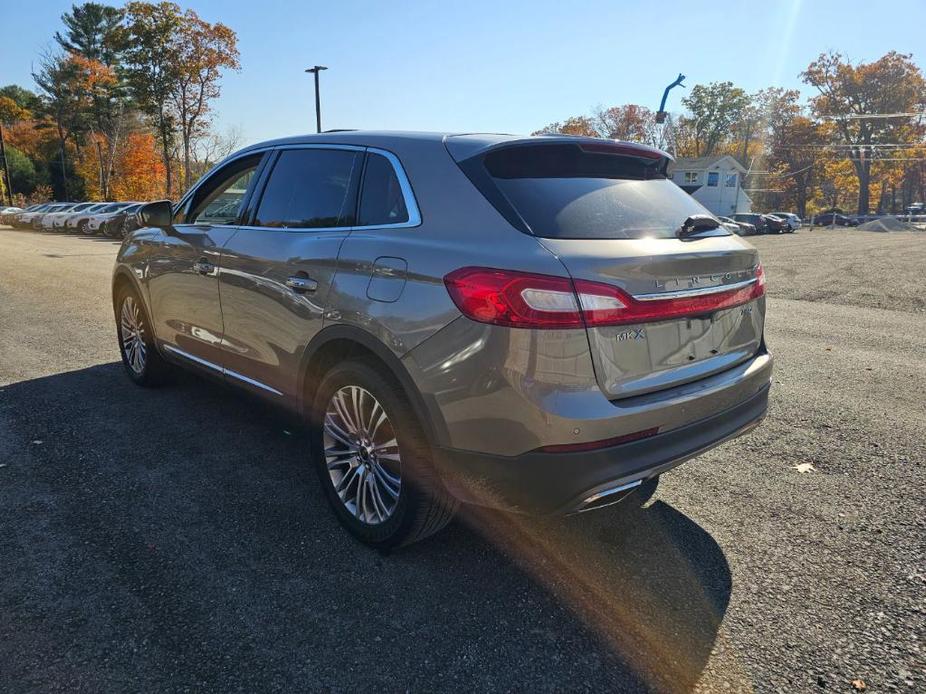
(331, 391, 358, 435)
(335, 465, 358, 496)
(371, 462, 400, 498)
(354, 466, 366, 520)
(323, 416, 356, 449)
(367, 474, 386, 522)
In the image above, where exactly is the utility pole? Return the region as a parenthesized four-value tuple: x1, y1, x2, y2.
(304, 65, 328, 133)
(0, 122, 12, 206)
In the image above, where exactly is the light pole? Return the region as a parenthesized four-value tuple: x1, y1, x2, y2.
(305, 65, 328, 133)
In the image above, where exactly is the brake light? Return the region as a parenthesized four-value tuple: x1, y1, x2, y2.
(443, 268, 584, 328)
(444, 265, 765, 329)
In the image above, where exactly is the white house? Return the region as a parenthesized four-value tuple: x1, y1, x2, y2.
(670, 155, 752, 216)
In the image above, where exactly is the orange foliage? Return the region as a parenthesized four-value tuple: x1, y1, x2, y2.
(76, 131, 165, 201)
(6, 120, 56, 160)
(111, 132, 166, 201)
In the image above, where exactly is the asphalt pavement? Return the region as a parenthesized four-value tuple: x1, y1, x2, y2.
(0, 227, 923, 692)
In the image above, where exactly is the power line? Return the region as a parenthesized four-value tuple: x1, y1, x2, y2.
(824, 112, 926, 120)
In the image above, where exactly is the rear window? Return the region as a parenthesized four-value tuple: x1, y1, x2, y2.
(481, 144, 720, 240)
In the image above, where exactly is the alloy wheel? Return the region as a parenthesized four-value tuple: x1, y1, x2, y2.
(120, 296, 147, 374)
(323, 385, 402, 525)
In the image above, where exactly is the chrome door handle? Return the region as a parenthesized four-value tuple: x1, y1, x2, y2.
(286, 275, 318, 293)
(193, 259, 215, 275)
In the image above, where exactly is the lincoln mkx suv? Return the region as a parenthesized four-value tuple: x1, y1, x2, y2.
(112, 132, 772, 547)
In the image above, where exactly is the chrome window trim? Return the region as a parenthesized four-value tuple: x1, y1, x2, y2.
(174, 142, 423, 233)
(634, 277, 757, 301)
(162, 344, 283, 396)
(358, 147, 422, 230)
(237, 145, 422, 233)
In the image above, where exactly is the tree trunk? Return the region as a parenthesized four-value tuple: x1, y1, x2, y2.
(852, 156, 871, 215)
(56, 122, 69, 201)
(182, 127, 192, 192)
(796, 178, 807, 219)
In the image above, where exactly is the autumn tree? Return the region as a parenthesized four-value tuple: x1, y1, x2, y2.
(172, 9, 239, 190)
(593, 104, 658, 145)
(189, 124, 242, 182)
(801, 51, 926, 214)
(767, 116, 830, 217)
(532, 115, 599, 137)
(32, 52, 89, 199)
(679, 82, 749, 157)
(124, 1, 184, 196)
(56, 3, 129, 199)
(0, 96, 30, 204)
(69, 54, 123, 197)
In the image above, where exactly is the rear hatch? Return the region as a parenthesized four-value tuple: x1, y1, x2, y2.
(449, 137, 765, 400)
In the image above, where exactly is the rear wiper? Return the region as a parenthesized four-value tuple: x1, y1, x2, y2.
(676, 214, 721, 239)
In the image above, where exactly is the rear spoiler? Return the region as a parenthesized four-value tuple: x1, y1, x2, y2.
(444, 134, 672, 171)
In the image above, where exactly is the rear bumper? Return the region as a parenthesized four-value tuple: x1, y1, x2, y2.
(434, 382, 769, 515)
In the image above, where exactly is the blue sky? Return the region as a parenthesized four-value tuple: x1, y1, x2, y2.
(4, 0, 926, 145)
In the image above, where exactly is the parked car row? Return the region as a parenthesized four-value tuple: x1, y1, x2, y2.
(811, 212, 859, 227)
(720, 213, 799, 235)
(0, 205, 24, 219)
(3, 201, 147, 238)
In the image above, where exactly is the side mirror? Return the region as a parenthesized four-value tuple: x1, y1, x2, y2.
(138, 200, 173, 228)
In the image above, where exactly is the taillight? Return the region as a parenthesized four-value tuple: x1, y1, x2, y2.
(444, 265, 764, 329)
(443, 268, 584, 328)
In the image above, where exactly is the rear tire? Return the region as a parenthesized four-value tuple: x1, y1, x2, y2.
(115, 285, 171, 387)
(309, 359, 458, 548)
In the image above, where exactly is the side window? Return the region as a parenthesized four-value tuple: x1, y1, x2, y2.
(253, 149, 361, 229)
(182, 154, 262, 225)
(707, 171, 719, 187)
(358, 153, 409, 226)
(684, 172, 698, 184)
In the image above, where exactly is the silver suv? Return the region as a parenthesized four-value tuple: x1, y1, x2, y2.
(113, 132, 772, 547)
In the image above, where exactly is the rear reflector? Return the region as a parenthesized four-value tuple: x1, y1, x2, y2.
(536, 427, 659, 454)
(444, 265, 764, 329)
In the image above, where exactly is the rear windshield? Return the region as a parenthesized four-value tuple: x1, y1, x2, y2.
(481, 144, 721, 240)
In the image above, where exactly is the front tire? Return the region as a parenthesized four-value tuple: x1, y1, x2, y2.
(309, 359, 457, 548)
(115, 286, 171, 386)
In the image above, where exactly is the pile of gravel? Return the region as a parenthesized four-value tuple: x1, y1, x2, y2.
(856, 216, 915, 232)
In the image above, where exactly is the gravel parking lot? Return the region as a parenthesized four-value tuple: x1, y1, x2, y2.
(0, 226, 923, 693)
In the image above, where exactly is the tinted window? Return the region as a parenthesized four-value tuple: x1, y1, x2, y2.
(358, 153, 409, 226)
(254, 149, 360, 228)
(483, 144, 719, 240)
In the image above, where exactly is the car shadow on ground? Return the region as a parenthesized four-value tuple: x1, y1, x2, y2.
(0, 363, 733, 692)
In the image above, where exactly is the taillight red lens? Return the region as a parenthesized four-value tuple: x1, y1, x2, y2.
(443, 268, 584, 328)
(444, 265, 764, 329)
